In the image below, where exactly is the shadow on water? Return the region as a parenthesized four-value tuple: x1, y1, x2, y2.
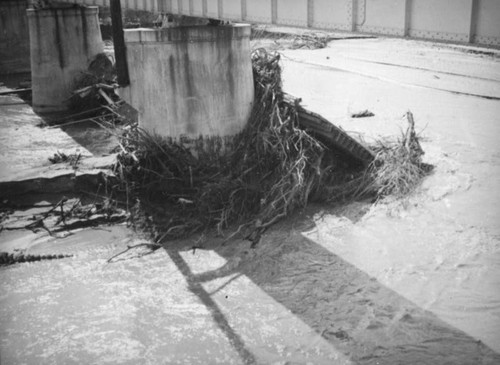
(164, 208, 500, 365)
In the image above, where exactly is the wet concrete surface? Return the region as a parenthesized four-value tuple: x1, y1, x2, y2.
(0, 82, 118, 196)
(0, 93, 91, 180)
(1, 37, 500, 364)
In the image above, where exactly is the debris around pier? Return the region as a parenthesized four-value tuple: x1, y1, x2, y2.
(251, 27, 332, 51)
(112, 49, 432, 252)
(114, 49, 327, 246)
(289, 33, 330, 50)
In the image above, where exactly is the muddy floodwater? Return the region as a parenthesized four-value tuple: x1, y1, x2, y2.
(1, 38, 500, 364)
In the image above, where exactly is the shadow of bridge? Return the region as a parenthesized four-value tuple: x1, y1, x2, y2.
(164, 208, 500, 364)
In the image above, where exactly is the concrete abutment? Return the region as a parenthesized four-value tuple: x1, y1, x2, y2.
(0, 0, 30, 75)
(17, 2, 254, 138)
(27, 5, 104, 113)
(120, 24, 254, 140)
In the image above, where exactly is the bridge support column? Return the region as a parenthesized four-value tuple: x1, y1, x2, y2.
(27, 6, 103, 113)
(0, 0, 30, 75)
(120, 25, 254, 140)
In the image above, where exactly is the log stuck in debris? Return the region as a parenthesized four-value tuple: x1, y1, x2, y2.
(283, 93, 375, 166)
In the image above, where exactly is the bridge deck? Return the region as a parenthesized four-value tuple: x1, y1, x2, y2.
(62, 0, 500, 48)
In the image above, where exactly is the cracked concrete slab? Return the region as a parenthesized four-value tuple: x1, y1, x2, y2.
(0, 91, 119, 196)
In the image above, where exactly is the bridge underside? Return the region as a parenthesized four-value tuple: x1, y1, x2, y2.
(63, 0, 500, 48)
(2, 0, 499, 77)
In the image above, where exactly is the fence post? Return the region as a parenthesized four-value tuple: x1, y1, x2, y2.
(241, 0, 246, 21)
(271, 0, 277, 24)
(469, 0, 478, 44)
(110, 0, 129, 87)
(350, 0, 357, 32)
(404, 0, 412, 37)
(307, 0, 314, 28)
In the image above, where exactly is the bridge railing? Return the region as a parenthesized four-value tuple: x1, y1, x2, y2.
(66, 0, 500, 47)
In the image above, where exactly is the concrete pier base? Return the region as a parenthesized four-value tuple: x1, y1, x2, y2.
(0, 0, 30, 75)
(27, 6, 103, 113)
(121, 25, 254, 139)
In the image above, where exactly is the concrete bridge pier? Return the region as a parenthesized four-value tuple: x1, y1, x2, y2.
(0, 0, 30, 75)
(27, 5, 103, 113)
(120, 24, 254, 141)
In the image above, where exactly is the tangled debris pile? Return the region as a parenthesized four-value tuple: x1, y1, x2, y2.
(113, 49, 432, 252)
(323, 112, 432, 202)
(289, 33, 330, 50)
(115, 50, 327, 246)
(367, 112, 432, 198)
(251, 28, 331, 51)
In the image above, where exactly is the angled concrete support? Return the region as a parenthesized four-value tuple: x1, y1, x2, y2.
(121, 24, 254, 139)
(27, 5, 103, 113)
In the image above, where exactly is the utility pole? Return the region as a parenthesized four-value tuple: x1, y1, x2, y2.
(110, 0, 130, 87)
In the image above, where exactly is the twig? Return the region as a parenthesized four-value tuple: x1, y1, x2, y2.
(107, 242, 162, 263)
(118, 141, 139, 162)
(25, 197, 68, 232)
(25, 219, 53, 236)
(405, 111, 415, 153)
(98, 88, 115, 106)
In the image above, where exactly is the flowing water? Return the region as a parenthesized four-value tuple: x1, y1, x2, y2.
(1, 38, 499, 364)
